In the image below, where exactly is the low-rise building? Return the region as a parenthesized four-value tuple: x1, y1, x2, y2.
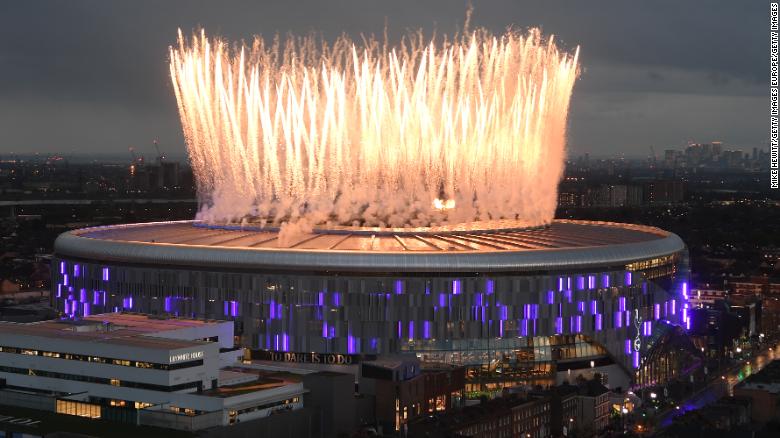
(0, 313, 305, 431)
(408, 394, 551, 438)
(733, 359, 780, 423)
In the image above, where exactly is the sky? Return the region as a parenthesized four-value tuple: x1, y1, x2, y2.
(0, 0, 767, 159)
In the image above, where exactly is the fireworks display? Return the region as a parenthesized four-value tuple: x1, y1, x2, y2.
(170, 27, 579, 228)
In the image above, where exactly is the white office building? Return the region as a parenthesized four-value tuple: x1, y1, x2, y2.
(0, 313, 304, 431)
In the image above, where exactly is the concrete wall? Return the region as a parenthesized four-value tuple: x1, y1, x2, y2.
(0, 388, 57, 411)
(302, 373, 356, 437)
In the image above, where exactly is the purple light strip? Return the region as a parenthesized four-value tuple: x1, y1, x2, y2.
(591, 300, 598, 314)
(618, 296, 626, 312)
(615, 311, 623, 328)
(595, 313, 603, 331)
(395, 280, 403, 295)
(423, 321, 430, 339)
(547, 290, 555, 304)
(633, 351, 640, 368)
(577, 276, 585, 290)
(102, 267, 110, 282)
(602, 274, 609, 288)
(654, 303, 660, 320)
(452, 280, 461, 295)
(555, 317, 563, 334)
(624, 271, 632, 286)
(625, 339, 632, 355)
(486, 279, 495, 295)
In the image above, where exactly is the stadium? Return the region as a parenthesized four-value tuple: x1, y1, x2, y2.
(52, 219, 700, 391)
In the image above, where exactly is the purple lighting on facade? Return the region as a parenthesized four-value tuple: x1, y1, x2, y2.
(59, 261, 66, 275)
(602, 274, 609, 288)
(122, 297, 133, 309)
(452, 280, 461, 295)
(624, 271, 632, 286)
(74, 264, 80, 278)
(590, 300, 598, 314)
(521, 318, 528, 336)
(486, 279, 494, 295)
(588, 275, 596, 290)
(102, 267, 110, 281)
(671, 299, 677, 315)
(558, 277, 564, 292)
(63, 274, 69, 286)
(615, 312, 623, 328)
(547, 290, 555, 304)
(618, 296, 626, 312)
(395, 280, 403, 295)
(555, 317, 563, 334)
(82, 302, 90, 317)
(164, 296, 172, 312)
(576, 276, 585, 290)
(625, 339, 632, 355)
(423, 321, 430, 339)
(633, 351, 640, 368)
(347, 335, 356, 354)
(654, 303, 661, 320)
(595, 313, 603, 331)
(408, 321, 415, 340)
(577, 301, 585, 313)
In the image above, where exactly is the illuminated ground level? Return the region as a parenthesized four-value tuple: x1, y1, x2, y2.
(52, 220, 702, 391)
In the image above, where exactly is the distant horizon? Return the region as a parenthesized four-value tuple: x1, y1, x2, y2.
(0, 139, 767, 163)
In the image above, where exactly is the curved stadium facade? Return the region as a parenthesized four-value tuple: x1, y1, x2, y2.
(52, 219, 695, 390)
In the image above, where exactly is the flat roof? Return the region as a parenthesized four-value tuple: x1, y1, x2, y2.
(54, 220, 686, 273)
(0, 313, 220, 351)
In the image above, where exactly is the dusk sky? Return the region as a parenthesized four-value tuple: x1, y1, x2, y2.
(0, 0, 766, 159)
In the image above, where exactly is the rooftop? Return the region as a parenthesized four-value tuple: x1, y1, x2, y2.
(0, 312, 224, 351)
(54, 220, 686, 273)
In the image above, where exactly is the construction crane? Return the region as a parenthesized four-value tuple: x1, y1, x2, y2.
(153, 139, 166, 164)
(649, 145, 657, 168)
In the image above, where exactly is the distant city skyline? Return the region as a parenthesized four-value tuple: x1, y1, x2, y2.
(0, 0, 766, 157)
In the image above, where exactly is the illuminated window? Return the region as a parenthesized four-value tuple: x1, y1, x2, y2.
(110, 379, 121, 386)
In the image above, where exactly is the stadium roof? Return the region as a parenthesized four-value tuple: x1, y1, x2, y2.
(54, 220, 686, 273)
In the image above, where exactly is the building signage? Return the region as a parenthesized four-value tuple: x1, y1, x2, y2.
(252, 350, 372, 365)
(169, 351, 204, 363)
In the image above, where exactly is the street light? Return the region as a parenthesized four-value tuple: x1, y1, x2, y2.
(650, 392, 657, 399)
